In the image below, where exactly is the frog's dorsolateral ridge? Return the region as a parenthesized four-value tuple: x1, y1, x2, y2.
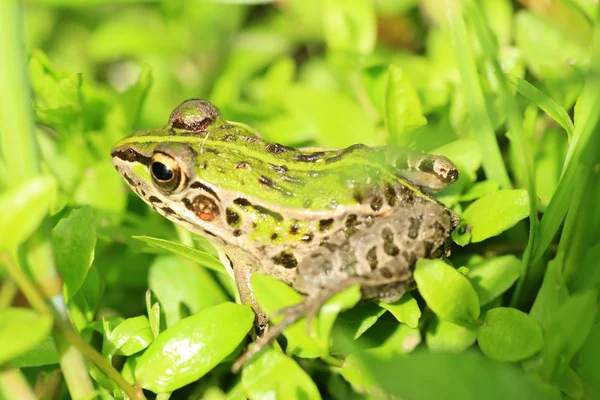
(111, 99, 460, 371)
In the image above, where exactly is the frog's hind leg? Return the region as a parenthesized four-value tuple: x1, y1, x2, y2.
(231, 277, 363, 372)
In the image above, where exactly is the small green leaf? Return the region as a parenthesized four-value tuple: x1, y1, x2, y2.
(52, 206, 97, 301)
(463, 189, 530, 243)
(103, 316, 153, 358)
(414, 259, 480, 325)
(241, 346, 321, 400)
(377, 293, 421, 328)
(0, 308, 53, 365)
(362, 317, 421, 358)
(385, 64, 427, 146)
(133, 236, 226, 274)
(426, 316, 477, 352)
(477, 307, 543, 362)
(0, 175, 56, 251)
(460, 180, 499, 202)
(540, 290, 597, 379)
(135, 302, 254, 393)
(467, 255, 521, 306)
(335, 302, 387, 340)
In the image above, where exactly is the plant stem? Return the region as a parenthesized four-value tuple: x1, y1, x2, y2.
(0, 368, 37, 400)
(0, 252, 147, 400)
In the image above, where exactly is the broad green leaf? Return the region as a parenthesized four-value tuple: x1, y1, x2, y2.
(573, 322, 600, 398)
(52, 206, 97, 301)
(323, 0, 376, 55)
(103, 316, 153, 358)
(6, 335, 58, 368)
(414, 259, 480, 325)
(460, 180, 499, 202)
(467, 255, 521, 306)
(356, 350, 561, 400)
(426, 316, 477, 352)
(72, 161, 126, 214)
(529, 257, 569, 328)
(462, 189, 530, 243)
(540, 290, 597, 379)
(135, 302, 254, 393)
(67, 264, 101, 331)
(0, 175, 56, 251)
(377, 292, 421, 328)
(385, 64, 427, 146)
(241, 346, 321, 400)
(515, 11, 588, 81)
(477, 307, 543, 362)
(133, 236, 226, 274)
(0, 308, 53, 365)
(148, 255, 229, 328)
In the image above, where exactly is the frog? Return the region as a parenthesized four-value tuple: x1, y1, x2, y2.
(111, 99, 459, 370)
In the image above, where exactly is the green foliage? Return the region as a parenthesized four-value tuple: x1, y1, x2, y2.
(0, 0, 598, 399)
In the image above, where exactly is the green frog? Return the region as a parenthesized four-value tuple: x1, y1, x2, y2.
(111, 99, 459, 370)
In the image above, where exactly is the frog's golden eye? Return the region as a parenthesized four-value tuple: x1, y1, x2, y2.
(150, 152, 187, 193)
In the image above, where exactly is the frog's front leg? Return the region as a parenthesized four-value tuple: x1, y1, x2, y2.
(217, 246, 269, 335)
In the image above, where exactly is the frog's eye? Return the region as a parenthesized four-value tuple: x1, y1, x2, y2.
(150, 152, 187, 193)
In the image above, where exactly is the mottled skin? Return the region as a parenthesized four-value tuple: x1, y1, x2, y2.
(111, 100, 459, 369)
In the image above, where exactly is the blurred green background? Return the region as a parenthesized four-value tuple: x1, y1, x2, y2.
(1, 0, 599, 399)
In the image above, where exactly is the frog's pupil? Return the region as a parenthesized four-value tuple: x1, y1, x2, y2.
(152, 162, 173, 181)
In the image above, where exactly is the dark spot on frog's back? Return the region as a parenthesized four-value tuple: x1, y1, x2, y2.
(161, 207, 175, 215)
(235, 161, 250, 169)
(272, 250, 298, 269)
(366, 247, 378, 270)
(371, 196, 383, 212)
(295, 152, 325, 163)
(226, 207, 241, 227)
(169, 99, 221, 132)
(265, 143, 293, 154)
(384, 184, 397, 207)
(319, 218, 334, 232)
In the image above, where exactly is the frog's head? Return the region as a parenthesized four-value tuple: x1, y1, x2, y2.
(111, 99, 232, 239)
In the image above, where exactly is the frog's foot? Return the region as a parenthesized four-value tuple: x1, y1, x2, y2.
(231, 281, 359, 373)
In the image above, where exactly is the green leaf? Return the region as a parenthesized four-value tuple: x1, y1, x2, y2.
(477, 307, 543, 362)
(377, 292, 421, 328)
(335, 302, 387, 340)
(0, 308, 53, 365)
(241, 346, 321, 400)
(356, 350, 561, 400)
(6, 335, 58, 368)
(467, 255, 521, 306)
(460, 180, 499, 202)
(133, 236, 227, 274)
(425, 316, 477, 352)
(0, 175, 56, 251)
(52, 206, 97, 301)
(462, 189, 530, 243)
(414, 259, 480, 325)
(506, 74, 575, 138)
(135, 302, 254, 393)
(323, 0, 376, 55)
(385, 64, 427, 146)
(361, 317, 421, 358)
(72, 161, 126, 214)
(529, 257, 569, 328)
(148, 255, 229, 328)
(540, 290, 597, 379)
(252, 273, 360, 358)
(103, 315, 153, 358)
(573, 322, 600, 398)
